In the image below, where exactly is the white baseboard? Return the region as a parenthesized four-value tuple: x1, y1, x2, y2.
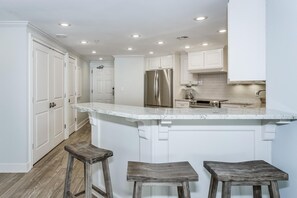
(0, 162, 31, 173)
(76, 117, 89, 131)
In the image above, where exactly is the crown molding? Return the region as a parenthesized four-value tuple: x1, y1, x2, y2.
(0, 21, 29, 27)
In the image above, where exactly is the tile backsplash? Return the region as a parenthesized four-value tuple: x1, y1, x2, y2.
(181, 73, 266, 104)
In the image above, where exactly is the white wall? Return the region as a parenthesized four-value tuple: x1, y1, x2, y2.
(267, 0, 297, 196)
(114, 56, 144, 106)
(0, 23, 29, 171)
(77, 58, 90, 124)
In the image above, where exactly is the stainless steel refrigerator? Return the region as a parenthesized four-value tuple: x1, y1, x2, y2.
(145, 69, 173, 107)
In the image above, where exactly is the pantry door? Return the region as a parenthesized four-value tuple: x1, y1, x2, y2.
(33, 42, 51, 163)
(33, 42, 65, 163)
(51, 51, 64, 147)
(92, 67, 114, 103)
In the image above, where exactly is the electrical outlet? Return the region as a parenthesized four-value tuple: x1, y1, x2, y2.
(197, 80, 203, 85)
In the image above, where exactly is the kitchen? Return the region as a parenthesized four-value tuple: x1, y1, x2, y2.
(1, 0, 297, 197)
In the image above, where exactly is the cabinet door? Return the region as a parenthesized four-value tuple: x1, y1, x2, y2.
(188, 51, 204, 70)
(149, 57, 161, 70)
(160, 55, 173, 69)
(180, 54, 197, 84)
(228, 0, 265, 82)
(204, 49, 223, 69)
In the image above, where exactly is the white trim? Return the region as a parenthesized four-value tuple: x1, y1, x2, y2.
(76, 118, 89, 131)
(0, 162, 31, 173)
(28, 33, 34, 171)
(0, 21, 29, 27)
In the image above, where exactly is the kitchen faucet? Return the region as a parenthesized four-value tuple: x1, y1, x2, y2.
(256, 89, 266, 96)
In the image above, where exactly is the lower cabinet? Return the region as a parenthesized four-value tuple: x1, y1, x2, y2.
(175, 100, 190, 108)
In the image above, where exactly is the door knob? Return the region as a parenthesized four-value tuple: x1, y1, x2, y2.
(49, 102, 53, 108)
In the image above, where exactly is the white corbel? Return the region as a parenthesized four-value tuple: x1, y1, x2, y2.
(126, 119, 151, 140)
(158, 120, 172, 140)
(88, 112, 97, 126)
(261, 120, 292, 141)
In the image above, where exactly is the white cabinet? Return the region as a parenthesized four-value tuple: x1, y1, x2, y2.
(180, 54, 198, 85)
(146, 55, 173, 70)
(228, 0, 266, 83)
(188, 48, 226, 73)
(175, 100, 190, 108)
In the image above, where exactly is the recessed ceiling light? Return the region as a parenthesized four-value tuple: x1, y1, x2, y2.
(128, 47, 133, 51)
(99, 57, 103, 61)
(157, 41, 164, 45)
(81, 40, 88, 44)
(194, 16, 208, 21)
(92, 50, 96, 54)
(149, 51, 154, 55)
(131, 34, 141, 38)
(185, 45, 190, 49)
(218, 29, 227, 33)
(59, 23, 71, 27)
(202, 42, 209, 46)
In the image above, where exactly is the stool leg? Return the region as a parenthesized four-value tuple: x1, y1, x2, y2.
(63, 154, 74, 198)
(222, 182, 231, 198)
(268, 181, 280, 198)
(208, 176, 218, 198)
(182, 181, 191, 198)
(253, 185, 262, 198)
(102, 158, 113, 198)
(133, 181, 142, 198)
(177, 185, 184, 198)
(85, 162, 92, 198)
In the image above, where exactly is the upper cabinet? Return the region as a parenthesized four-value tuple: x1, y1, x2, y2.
(228, 0, 266, 83)
(188, 48, 227, 73)
(146, 55, 173, 70)
(180, 54, 198, 85)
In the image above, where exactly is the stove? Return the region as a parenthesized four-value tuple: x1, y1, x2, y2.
(189, 98, 228, 108)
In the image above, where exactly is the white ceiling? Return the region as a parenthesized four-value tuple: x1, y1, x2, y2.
(0, 0, 228, 61)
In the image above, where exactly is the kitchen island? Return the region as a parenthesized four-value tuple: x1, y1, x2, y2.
(74, 103, 297, 198)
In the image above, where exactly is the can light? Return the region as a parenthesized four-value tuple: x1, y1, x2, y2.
(81, 40, 88, 44)
(194, 16, 208, 21)
(59, 23, 71, 27)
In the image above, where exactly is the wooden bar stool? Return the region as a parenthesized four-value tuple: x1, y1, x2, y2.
(63, 142, 113, 198)
(127, 161, 198, 198)
(203, 160, 288, 198)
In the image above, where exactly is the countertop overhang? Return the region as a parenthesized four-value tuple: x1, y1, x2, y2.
(73, 103, 297, 121)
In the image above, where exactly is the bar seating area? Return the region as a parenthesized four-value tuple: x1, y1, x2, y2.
(63, 143, 289, 198)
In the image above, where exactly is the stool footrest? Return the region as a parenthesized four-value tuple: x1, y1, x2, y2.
(74, 190, 85, 197)
(92, 184, 107, 197)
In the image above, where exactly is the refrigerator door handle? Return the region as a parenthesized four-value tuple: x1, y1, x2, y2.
(156, 72, 159, 100)
(154, 72, 157, 100)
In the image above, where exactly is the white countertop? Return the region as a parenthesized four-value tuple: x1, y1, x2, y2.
(73, 102, 297, 121)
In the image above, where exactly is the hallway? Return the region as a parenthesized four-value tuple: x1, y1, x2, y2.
(0, 124, 91, 198)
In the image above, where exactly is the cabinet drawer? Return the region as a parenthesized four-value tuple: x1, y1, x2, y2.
(175, 101, 190, 108)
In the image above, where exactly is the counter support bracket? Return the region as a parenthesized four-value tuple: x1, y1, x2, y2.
(261, 120, 292, 141)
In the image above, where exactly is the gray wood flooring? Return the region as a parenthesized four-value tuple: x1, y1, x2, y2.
(0, 123, 91, 198)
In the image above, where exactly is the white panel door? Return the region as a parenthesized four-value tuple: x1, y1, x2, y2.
(92, 67, 114, 103)
(51, 51, 64, 147)
(33, 42, 51, 163)
(33, 42, 65, 163)
(67, 58, 76, 135)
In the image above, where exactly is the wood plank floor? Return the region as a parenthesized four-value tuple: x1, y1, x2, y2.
(0, 123, 91, 198)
